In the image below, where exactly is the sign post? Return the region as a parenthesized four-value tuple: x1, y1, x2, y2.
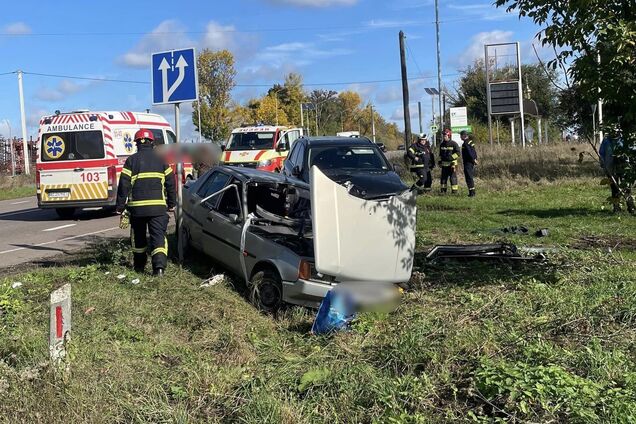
(485, 42, 525, 147)
(151, 48, 198, 263)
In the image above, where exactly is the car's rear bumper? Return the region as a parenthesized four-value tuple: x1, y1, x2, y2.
(282, 278, 337, 308)
(38, 198, 116, 209)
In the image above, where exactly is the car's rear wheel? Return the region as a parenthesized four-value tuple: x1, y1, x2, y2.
(55, 208, 76, 219)
(249, 270, 283, 313)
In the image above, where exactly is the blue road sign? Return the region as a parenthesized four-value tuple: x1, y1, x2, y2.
(151, 48, 198, 105)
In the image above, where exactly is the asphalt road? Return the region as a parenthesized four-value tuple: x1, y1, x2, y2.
(0, 196, 129, 269)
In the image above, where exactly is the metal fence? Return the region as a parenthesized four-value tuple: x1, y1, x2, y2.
(0, 137, 37, 175)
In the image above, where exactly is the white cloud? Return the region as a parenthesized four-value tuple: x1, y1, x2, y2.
(0, 120, 12, 138)
(3, 22, 31, 35)
(390, 106, 418, 121)
(118, 20, 195, 68)
(266, 0, 357, 7)
(119, 20, 257, 69)
(34, 79, 97, 102)
(447, 2, 512, 21)
(459, 30, 514, 65)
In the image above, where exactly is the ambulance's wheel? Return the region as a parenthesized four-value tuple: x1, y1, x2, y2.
(55, 208, 76, 220)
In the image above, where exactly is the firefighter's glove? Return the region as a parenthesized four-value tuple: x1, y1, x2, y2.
(119, 210, 130, 230)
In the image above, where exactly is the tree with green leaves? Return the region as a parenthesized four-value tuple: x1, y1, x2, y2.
(495, 0, 636, 212)
(267, 73, 306, 126)
(192, 49, 236, 142)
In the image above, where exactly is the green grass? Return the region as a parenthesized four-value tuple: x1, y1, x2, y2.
(0, 185, 34, 201)
(0, 174, 35, 201)
(1, 178, 636, 423)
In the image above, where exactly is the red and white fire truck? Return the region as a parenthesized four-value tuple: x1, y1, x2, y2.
(36, 110, 193, 218)
(220, 125, 303, 172)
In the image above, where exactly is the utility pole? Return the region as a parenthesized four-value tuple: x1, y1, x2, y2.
(17, 71, 30, 175)
(370, 104, 376, 142)
(399, 31, 412, 149)
(418, 101, 423, 134)
(434, 0, 443, 137)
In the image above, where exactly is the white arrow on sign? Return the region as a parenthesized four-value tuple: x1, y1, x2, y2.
(158, 54, 189, 102)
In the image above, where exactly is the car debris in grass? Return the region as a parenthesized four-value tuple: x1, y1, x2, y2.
(425, 243, 548, 262)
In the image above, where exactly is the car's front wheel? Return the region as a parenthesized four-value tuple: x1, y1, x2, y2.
(249, 270, 283, 313)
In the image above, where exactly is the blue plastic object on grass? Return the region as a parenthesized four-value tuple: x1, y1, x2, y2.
(311, 288, 356, 335)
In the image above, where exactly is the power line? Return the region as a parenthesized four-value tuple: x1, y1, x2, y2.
(18, 70, 462, 88)
(0, 17, 487, 39)
(22, 72, 149, 85)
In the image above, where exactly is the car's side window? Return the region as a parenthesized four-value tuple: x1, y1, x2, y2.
(196, 171, 231, 209)
(150, 129, 166, 145)
(297, 142, 306, 172)
(217, 179, 242, 218)
(288, 141, 301, 167)
(165, 130, 177, 144)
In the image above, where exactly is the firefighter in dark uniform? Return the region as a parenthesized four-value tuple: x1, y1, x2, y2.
(116, 129, 176, 276)
(406, 133, 435, 193)
(439, 128, 460, 194)
(460, 130, 478, 197)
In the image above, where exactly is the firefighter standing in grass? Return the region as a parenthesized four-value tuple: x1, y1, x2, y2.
(439, 128, 460, 194)
(407, 133, 435, 193)
(116, 129, 176, 276)
(460, 130, 478, 197)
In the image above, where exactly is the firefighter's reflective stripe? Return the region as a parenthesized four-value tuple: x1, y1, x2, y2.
(41, 182, 108, 202)
(131, 232, 146, 253)
(151, 237, 168, 256)
(164, 167, 173, 176)
(451, 185, 459, 191)
(128, 199, 167, 207)
(131, 172, 166, 185)
(121, 168, 132, 177)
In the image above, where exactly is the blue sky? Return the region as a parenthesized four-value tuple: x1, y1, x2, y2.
(0, 0, 543, 140)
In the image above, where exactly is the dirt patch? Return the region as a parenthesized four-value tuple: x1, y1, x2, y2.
(572, 235, 636, 251)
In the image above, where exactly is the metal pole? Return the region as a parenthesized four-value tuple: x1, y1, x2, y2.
(511, 119, 516, 145)
(275, 94, 279, 126)
(175, 103, 184, 263)
(597, 53, 604, 144)
(516, 42, 526, 148)
(17, 71, 30, 175)
(399, 31, 412, 149)
(538, 117, 543, 145)
(485, 45, 494, 145)
(434, 0, 443, 144)
(496, 117, 500, 144)
(197, 100, 202, 143)
(418, 101, 423, 134)
(431, 95, 436, 146)
(371, 104, 376, 142)
(314, 106, 319, 136)
(300, 103, 304, 131)
(6, 120, 15, 177)
(591, 104, 597, 144)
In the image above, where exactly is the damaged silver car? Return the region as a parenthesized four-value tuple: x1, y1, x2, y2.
(181, 165, 417, 310)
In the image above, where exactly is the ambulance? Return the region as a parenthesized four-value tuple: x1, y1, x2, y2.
(36, 110, 193, 219)
(220, 125, 303, 172)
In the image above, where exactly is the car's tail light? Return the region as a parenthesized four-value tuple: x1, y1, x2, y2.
(107, 166, 116, 188)
(35, 169, 40, 190)
(298, 260, 312, 280)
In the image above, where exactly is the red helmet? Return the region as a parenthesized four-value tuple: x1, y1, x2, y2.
(134, 128, 154, 143)
(443, 128, 452, 137)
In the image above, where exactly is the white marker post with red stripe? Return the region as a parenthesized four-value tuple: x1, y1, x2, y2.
(50, 284, 71, 366)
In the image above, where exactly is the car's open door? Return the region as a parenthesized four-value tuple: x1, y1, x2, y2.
(310, 166, 417, 283)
